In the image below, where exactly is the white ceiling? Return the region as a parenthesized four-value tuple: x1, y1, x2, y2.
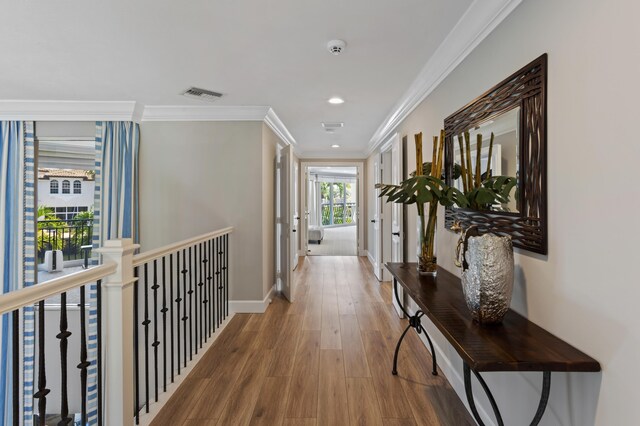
(0, 0, 509, 157)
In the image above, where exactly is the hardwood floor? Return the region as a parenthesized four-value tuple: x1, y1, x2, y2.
(151, 256, 474, 426)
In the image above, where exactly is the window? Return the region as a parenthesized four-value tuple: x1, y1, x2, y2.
(62, 180, 70, 194)
(50, 180, 59, 194)
(53, 206, 90, 221)
(73, 180, 82, 194)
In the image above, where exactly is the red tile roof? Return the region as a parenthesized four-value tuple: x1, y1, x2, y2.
(38, 169, 94, 181)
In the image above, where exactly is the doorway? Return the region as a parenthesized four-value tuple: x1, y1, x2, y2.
(301, 162, 364, 257)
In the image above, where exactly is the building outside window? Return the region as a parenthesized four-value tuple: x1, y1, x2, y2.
(73, 180, 81, 194)
(62, 179, 70, 194)
(50, 179, 59, 194)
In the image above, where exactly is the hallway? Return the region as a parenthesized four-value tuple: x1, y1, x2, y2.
(151, 256, 473, 426)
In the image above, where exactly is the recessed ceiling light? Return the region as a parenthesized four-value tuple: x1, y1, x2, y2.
(328, 97, 344, 105)
(331, 144, 340, 148)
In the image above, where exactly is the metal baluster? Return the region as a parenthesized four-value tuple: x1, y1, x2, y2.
(202, 242, 208, 340)
(216, 237, 220, 328)
(176, 252, 181, 375)
(218, 237, 223, 324)
(57, 293, 72, 425)
(169, 253, 175, 383)
(218, 236, 222, 323)
(12, 309, 19, 426)
(143, 263, 150, 413)
(205, 240, 211, 337)
(134, 267, 140, 423)
(198, 242, 203, 348)
(181, 249, 188, 367)
(224, 234, 229, 318)
(194, 244, 199, 354)
(207, 240, 216, 333)
(162, 256, 168, 392)
(97, 280, 103, 426)
(34, 300, 50, 426)
(152, 260, 160, 403)
(69, 221, 77, 259)
(78, 287, 89, 426)
(188, 246, 193, 361)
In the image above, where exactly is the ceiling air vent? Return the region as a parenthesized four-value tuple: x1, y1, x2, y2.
(182, 87, 223, 102)
(322, 122, 344, 129)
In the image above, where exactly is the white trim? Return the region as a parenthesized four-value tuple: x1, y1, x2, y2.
(0, 263, 117, 315)
(0, 100, 138, 121)
(300, 161, 365, 260)
(132, 227, 234, 267)
(297, 149, 368, 160)
(366, 0, 523, 155)
(137, 313, 235, 426)
(264, 108, 297, 146)
(366, 250, 375, 266)
(230, 285, 275, 313)
(141, 105, 270, 121)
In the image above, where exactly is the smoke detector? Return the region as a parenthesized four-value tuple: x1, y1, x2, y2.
(182, 87, 223, 102)
(327, 39, 346, 55)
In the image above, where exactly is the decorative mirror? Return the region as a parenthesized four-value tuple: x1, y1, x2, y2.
(444, 54, 547, 254)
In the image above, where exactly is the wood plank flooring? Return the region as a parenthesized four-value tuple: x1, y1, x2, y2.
(151, 256, 474, 426)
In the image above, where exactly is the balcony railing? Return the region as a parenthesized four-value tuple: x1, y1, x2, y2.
(0, 227, 233, 426)
(321, 202, 356, 226)
(37, 219, 93, 263)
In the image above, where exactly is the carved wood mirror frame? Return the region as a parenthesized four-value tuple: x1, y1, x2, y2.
(444, 54, 548, 254)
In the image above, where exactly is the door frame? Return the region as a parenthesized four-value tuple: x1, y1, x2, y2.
(300, 161, 365, 257)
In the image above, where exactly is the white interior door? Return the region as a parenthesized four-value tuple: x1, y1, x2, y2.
(279, 145, 295, 302)
(292, 160, 299, 269)
(390, 134, 404, 317)
(372, 153, 383, 280)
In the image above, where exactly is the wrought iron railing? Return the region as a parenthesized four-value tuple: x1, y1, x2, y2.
(0, 263, 116, 426)
(1, 227, 234, 426)
(321, 202, 356, 226)
(37, 219, 93, 263)
(131, 228, 232, 424)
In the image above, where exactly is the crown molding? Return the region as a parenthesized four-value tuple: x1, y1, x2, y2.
(297, 149, 368, 160)
(366, 0, 523, 156)
(264, 108, 296, 146)
(141, 105, 270, 122)
(0, 100, 138, 121)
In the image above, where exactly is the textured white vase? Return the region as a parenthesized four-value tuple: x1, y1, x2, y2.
(461, 234, 514, 324)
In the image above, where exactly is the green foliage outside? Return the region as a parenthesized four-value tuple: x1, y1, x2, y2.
(320, 181, 355, 226)
(37, 206, 94, 261)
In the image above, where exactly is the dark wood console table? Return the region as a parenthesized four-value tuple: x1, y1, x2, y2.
(386, 263, 600, 426)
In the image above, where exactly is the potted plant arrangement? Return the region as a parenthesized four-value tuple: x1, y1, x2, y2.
(376, 130, 516, 275)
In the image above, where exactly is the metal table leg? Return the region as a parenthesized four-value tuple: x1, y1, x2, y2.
(391, 278, 438, 376)
(463, 362, 551, 426)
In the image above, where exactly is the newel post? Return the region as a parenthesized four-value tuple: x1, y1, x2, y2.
(96, 239, 140, 426)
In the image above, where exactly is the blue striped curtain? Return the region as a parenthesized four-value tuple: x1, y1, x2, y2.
(0, 121, 35, 426)
(88, 121, 139, 424)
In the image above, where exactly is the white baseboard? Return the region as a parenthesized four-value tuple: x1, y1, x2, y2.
(405, 303, 496, 426)
(138, 313, 235, 426)
(366, 250, 375, 266)
(230, 284, 275, 313)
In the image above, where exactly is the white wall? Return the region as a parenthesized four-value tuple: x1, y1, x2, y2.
(366, 0, 640, 424)
(139, 121, 272, 302)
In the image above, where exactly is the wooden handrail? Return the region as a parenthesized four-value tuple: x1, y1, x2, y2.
(132, 227, 234, 267)
(0, 262, 117, 315)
